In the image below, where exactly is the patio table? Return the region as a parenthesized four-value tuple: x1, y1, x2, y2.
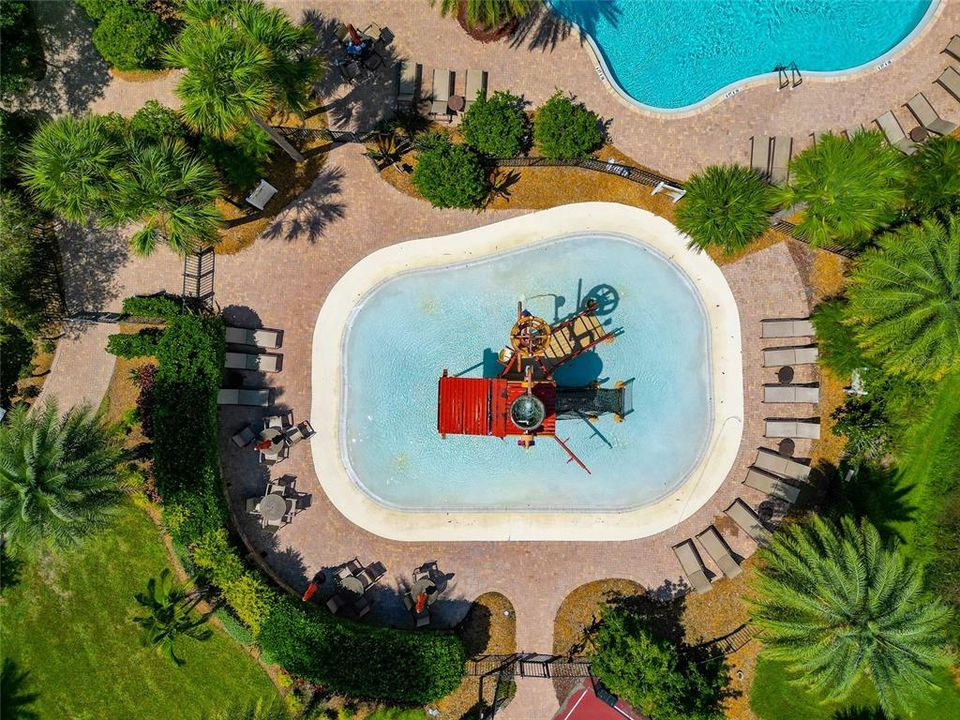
(259, 493, 287, 524)
(339, 575, 365, 596)
(259, 427, 285, 452)
(909, 126, 929, 143)
(447, 95, 465, 113)
(411, 577, 438, 605)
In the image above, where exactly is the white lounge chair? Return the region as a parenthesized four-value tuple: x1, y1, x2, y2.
(673, 540, 712, 593)
(696, 526, 741, 578)
(430, 68, 453, 118)
(464, 69, 487, 108)
(906, 93, 958, 136)
(761, 318, 815, 338)
(937, 66, 960, 103)
(743, 467, 801, 503)
(762, 346, 819, 367)
(945, 34, 960, 63)
(225, 326, 282, 349)
(217, 389, 270, 406)
(753, 447, 811, 482)
(770, 136, 793, 184)
(225, 352, 281, 373)
(844, 124, 863, 140)
(763, 384, 820, 404)
(765, 420, 821, 439)
(725, 499, 770, 545)
(395, 61, 419, 108)
(875, 111, 917, 155)
(750, 136, 772, 180)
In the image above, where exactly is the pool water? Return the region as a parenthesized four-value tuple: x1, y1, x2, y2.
(551, 0, 934, 110)
(341, 234, 712, 512)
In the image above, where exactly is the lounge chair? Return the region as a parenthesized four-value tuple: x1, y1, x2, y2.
(672, 540, 712, 594)
(430, 68, 453, 118)
(395, 61, 420, 109)
(464, 69, 487, 108)
(761, 318, 814, 338)
(945, 34, 960, 62)
(743, 467, 801, 503)
(844, 124, 863, 140)
(765, 419, 821, 439)
(224, 352, 281, 373)
(875, 111, 917, 155)
(231, 425, 258, 448)
(750, 136, 772, 180)
(217, 388, 270, 406)
(753, 447, 812, 482)
(811, 131, 826, 145)
(937, 66, 960, 103)
(696, 526, 741, 578)
(762, 346, 819, 367)
(770, 136, 793, 184)
(906, 92, 958, 136)
(724, 499, 770, 545)
(225, 326, 282, 349)
(763, 384, 820, 404)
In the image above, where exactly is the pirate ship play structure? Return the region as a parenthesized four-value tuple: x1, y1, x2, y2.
(437, 301, 632, 473)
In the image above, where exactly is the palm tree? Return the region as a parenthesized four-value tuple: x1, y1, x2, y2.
(905, 134, 960, 218)
(749, 516, 951, 718)
(846, 216, 960, 380)
(20, 115, 122, 224)
(107, 139, 223, 256)
(0, 402, 127, 554)
(675, 164, 773, 254)
(774, 131, 908, 247)
(132, 568, 212, 666)
(432, 0, 540, 31)
(166, 0, 323, 162)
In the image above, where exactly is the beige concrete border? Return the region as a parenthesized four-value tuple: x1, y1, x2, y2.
(309, 203, 743, 541)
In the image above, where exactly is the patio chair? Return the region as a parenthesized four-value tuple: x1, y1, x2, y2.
(743, 467, 801, 503)
(906, 92, 958, 136)
(403, 591, 431, 627)
(430, 68, 453, 118)
(760, 318, 814, 338)
(395, 61, 420, 109)
(673, 540, 711, 593)
(937, 66, 960, 103)
(724, 499, 770, 545)
(696, 526, 741, 578)
(335, 57, 362, 84)
(245, 497, 261, 515)
(753, 447, 812, 482)
(353, 594, 371, 618)
(762, 345, 819, 367)
(225, 326, 282, 349)
(345, 557, 364, 575)
(944, 34, 960, 62)
(765, 419, 821, 439)
(335, 565, 354, 581)
(334, 22, 350, 44)
(464, 69, 488, 108)
(875, 111, 917, 155)
(259, 451, 278, 466)
(357, 561, 386, 589)
(362, 48, 384, 72)
(362, 22, 394, 48)
(750, 135, 772, 181)
(844, 124, 863, 139)
(231, 425, 258, 448)
(327, 593, 346, 614)
(770, 136, 793, 184)
(763, 384, 820, 404)
(217, 388, 270, 406)
(264, 415, 283, 430)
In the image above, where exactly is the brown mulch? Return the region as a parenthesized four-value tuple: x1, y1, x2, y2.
(7, 341, 55, 407)
(109, 68, 173, 83)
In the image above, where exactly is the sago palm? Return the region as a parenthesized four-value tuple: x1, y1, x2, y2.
(20, 115, 122, 224)
(775, 131, 908, 247)
(133, 568, 211, 666)
(905, 134, 960, 218)
(846, 216, 960, 380)
(432, 0, 540, 30)
(166, 0, 322, 162)
(749, 516, 951, 718)
(675, 164, 773, 254)
(108, 139, 223, 256)
(0, 402, 127, 554)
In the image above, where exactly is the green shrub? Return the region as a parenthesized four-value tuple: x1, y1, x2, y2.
(122, 294, 182, 320)
(129, 101, 188, 145)
(831, 395, 891, 460)
(213, 607, 256, 647)
(533, 91, 603, 160)
(810, 297, 868, 378)
(412, 133, 488, 209)
(75, 0, 126, 21)
(106, 328, 163, 358)
(199, 124, 273, 193)
(258, 596, 466, 704)
(461, 91, 529, 158)
(905, 135, 960, 219)
(0, 0, 46, 99)
(91, 2, 170, 71)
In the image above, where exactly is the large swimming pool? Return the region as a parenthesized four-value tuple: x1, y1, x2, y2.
(342, 234, 712, 512)
(551, 0, 935, 111)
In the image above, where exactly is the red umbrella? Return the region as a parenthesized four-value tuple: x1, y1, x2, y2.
(347, 24, 362, 45)
(415, 592, 428, 613)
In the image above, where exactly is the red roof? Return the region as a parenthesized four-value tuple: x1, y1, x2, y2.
(437, 376, 556, 438)
(552, 678, 647, 720)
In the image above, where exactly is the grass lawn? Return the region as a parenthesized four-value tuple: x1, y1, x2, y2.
(0, 501, 278, 719)
(750, 658, 960, 720)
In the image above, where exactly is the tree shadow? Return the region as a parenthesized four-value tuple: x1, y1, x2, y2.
(0, 544, 24, 594)
(458, 602, 493, 657)
(0, 658, 40, 720)
(509, 1, 622, 53)
(57, 221, 128, 324)
(259, 164, 346, 244)
(832, 707, 889, 720)
(819, 460, 916, 543)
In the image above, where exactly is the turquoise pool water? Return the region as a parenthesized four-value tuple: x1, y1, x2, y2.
(551, 0, 934, 110)
(342, 234, 712, 512)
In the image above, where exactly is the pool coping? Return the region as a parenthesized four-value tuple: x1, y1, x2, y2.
(555, 0, 943, 118)
(309, 203, 744, 541)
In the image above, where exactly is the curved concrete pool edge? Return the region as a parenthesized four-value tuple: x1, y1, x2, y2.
(310, 203, 743, 541)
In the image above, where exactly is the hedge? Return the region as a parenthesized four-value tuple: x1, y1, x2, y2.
(89, 1, 171, 71)
(106, 328, 163, 358)
(533, 90, 603, 161)
(121, 294, 182, 320)
(461, 90, 529, 158)
(412, 133, 488, 209)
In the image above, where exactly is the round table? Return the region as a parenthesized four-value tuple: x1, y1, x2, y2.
(340, 575, 365, 596)
(258, 493, 287, 523)
(777, 366, 795, 384)
(411, 577, 438, 605)
(447, 94, 465, 113)
(909, 126, 929, 143)
(778, 438, 796, 457)
(259, 427, 284, 451)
